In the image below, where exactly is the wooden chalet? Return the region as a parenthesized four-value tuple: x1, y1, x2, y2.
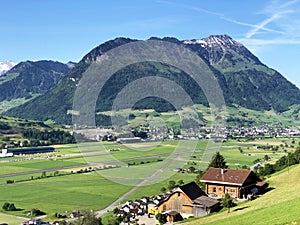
(200, 168, 267, 199)
(155, 182, 219, 220)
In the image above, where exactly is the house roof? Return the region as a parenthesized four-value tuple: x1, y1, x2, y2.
(193, 195, 219, 208)
(256, 181, 268, 187)
(200, 168, 260, 186)
(157, 182, 206, 207)
(176, 181, 207, 200)
(165, 210, 180, 216)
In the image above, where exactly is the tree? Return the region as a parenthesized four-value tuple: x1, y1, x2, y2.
(262, 163, 275, 175)
(221, 193, 235, 213)
(160, 187, 166, 192)
(2, 202, 10, 210)
(188, 166, 196, 173)
(31, 208, 46, 216)
(2, 202, 17, 211)
(264, 155, 270, 161)
(106, 212, 121, 225)
(41, 171, 47, 178)
(167, 180, 177, 191)
(8, 203, 16, 211)
(75, 210, 102, 225)
(178, 180, 184, 186)
(238, 147, 243, 153)
(156, 213, 166, 224)
(208, 152, 228, 168)
(195, 173, 206, 190)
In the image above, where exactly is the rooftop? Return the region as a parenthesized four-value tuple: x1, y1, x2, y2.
(200, 168, 260, 186)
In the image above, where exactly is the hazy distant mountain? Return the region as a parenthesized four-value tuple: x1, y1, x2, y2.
(0, 61, 16, 75)
(0, 60, 72, 112)
(5, 35, 300, 124)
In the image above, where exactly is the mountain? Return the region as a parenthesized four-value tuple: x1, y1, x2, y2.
(0, 61, 16, 75)
(5, 35, 300, 125)
(184, 35, 300, 112)
(0, 60, 72, 112)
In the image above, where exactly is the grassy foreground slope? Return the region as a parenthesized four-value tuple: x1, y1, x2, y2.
(0, 212, 23, 224)
(187, 164, 300, 225)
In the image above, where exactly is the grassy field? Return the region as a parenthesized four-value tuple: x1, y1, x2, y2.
(186, 164, 300, 225)
(0, 212, 23, 224)
(98, 104, 300, 128)
(0, 173, 132, 220)
(0, 138, 298, 224)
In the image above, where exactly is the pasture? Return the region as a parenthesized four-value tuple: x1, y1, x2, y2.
(0, 137, 296, 223)
(187, 164, 300, 225)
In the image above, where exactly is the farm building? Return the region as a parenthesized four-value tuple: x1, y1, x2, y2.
(116, 137, 142, 143)
(149, 182, 219, 221)
(200, 168, 268, 199)
(6, 146, 55, 155)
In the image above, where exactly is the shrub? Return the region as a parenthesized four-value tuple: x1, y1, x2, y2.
(2, 202, 17, 211)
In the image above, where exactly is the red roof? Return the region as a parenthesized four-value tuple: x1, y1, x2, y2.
(200, 168, 260, 186)
(256, 181, 267, 187)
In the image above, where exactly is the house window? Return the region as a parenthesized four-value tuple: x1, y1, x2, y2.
(213, 187, 216, 192)
(219, 187, 222, 191)
(231, 189, 235, 193)
(178, 192, 180, 197)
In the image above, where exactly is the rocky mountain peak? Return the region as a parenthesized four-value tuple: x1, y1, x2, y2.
(201, 34, 242, 48)
(184, 34, 261, 66)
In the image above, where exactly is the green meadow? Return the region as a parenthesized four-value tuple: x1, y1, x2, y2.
(187, 164, 300, 225)
(0, 138, 297, 224)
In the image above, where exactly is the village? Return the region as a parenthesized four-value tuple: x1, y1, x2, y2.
(75, 123, 300, 143)
(21, 165, 268, 225)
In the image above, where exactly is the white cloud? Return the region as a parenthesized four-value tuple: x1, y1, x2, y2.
(245, 10, 293, 38)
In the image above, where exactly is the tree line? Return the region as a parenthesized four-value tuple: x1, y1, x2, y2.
(21, 129, 76, 146)
(255, 146, 300, 176)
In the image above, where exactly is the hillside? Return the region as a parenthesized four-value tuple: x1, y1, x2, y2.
(5, 35, 300, 125)
(0, 116, 75, 148)
(187, 165, 300, 225)
(0, 60, 73, 113)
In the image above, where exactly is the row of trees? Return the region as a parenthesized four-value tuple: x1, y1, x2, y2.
(255, 147, 300, 176)
(21, 129, 76, 146)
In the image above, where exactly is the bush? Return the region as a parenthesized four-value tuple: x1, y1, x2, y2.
(6, 180, 14, 184)
(2, 202, 10, 210)
(31, 208, 46, 216)
(2, 202, 17, 211)
(8, 204, 16, 211)
(156, 213, 166, 224)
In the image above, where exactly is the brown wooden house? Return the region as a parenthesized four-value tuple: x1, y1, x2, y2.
(156, 182, 219, 219)
(200, 168, 267, 199)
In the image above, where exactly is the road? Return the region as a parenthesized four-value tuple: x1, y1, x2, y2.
(94, 151, 185, 217)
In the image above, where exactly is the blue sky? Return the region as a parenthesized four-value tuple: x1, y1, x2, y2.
(1, 0, 300, 86)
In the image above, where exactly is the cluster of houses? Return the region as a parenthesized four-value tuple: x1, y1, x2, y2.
(115, 168, 268, 223)
(221, 125, 300, 138)
(76, 123, 300, 144)
(18, 168, 268, 225)
(20, 219, 51, 225)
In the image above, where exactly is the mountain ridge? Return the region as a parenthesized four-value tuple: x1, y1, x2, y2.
(4, 35, 300, 124)
(0, 60, 72, 112)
